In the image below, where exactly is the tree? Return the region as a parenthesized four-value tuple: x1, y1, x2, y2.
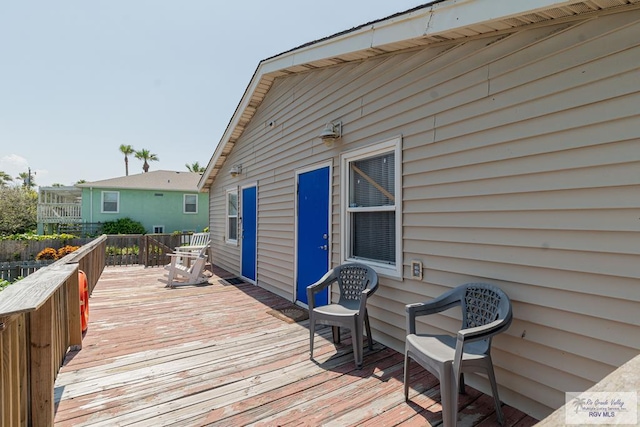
(0, 187, 37, 235)
(119, 144, 135, 176)
(16, 170, 36, 188)
(76, 179, 87, 184)
(0, 171, 13, 188)
(186, 162, 206, 173)
(134, 149, 159, 173)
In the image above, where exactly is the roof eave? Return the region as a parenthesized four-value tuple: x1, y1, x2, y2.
(198, 0, 639, 191)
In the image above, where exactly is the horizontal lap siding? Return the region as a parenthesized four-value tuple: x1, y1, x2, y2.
(400, 11, 640, 419)
(207, 7, 640, 420)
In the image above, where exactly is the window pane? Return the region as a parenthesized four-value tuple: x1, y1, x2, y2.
(228, 193, 238, 215)
(351, 211, 395, 264)
(185, 195, 197, 212)
(349, 152, 395, 208)
(227, 191, 238, 241)
(103, 192, 118, 212)
(228, 218, 237, 240)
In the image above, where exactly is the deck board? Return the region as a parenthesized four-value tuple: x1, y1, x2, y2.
(54, 265, 536, 426)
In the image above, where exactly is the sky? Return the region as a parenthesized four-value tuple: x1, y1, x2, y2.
(0, 1, 425, 188)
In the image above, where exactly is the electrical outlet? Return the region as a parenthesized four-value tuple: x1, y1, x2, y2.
(411, 260, 423, 280)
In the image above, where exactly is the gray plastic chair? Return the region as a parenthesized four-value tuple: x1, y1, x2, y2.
(404, 283, 512, 427)
(307, 263, 378, 368)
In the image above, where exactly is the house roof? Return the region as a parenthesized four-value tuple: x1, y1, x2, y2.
(77, 170, 202, 192)
(198, 0, 640, 191)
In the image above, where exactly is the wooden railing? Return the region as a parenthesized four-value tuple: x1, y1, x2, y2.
(0, 235, 106, 426)
(105, 233, 189, 267)
(37, 203, 82, 223)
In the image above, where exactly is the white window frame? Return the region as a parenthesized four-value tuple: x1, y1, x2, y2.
(226, 188, 238, 245)
(101, 191, 120, 213)
(153, 225, 164, 234)
(183, 194, 198, 214)
(341, 136, 402, 278)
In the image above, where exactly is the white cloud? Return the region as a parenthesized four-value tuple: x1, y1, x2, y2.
(0, 154, 29, 180)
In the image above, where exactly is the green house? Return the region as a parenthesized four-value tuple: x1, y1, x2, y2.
(77, 170, 208, 234)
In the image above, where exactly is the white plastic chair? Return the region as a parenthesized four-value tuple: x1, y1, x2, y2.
(163, 244, 209, 288)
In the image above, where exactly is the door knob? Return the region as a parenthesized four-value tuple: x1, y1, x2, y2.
(318, 245, 328, 250)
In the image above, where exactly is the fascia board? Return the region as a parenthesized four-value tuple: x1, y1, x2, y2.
(424, 0, 578, 35)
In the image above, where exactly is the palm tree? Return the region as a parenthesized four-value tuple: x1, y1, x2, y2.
(119, 144, 135, 176)
(135, 149, 159, 173)
(16, 171, 36, 188)
(186, 162, 206, 173)
(0, 171, 13, 187)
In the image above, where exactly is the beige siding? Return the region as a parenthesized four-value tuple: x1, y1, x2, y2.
(208, 8, 640, 420)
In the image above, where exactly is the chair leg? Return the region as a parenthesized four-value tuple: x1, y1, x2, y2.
(486, 364, 504, 425)
(351, 318, 362, 368)
(364, 310, 373, 350)
(459, 373, 466, 394)
(440, 364, 458, 427)
(309, 318, 315, 359)
(332, 326, 341, 344)
(404, 353, 411, 401)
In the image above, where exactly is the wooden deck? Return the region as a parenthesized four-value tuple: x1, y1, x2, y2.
(54, 265, 537, 426)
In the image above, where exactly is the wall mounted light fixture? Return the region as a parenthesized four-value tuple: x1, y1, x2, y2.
(319, 121, 342, 146)
(230, 164, 242, 177)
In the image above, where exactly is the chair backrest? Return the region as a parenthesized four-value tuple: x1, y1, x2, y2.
(334, 263, 379, 310)
(458, 283, 512, 352)
(190, 232, 209, 247)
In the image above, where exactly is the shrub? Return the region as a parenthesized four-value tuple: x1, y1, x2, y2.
(106, 245, 139, 256)
(0, 232, 78, 242)
(101, 218, 146, 235)
(36, 247, 59, 260)
(57, 245, 80, 258)
(0, 187, 37, 235)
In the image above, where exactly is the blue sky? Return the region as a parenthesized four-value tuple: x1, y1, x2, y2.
(0, 1, 424, 187)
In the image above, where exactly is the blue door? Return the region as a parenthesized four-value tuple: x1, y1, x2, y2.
(241, 186, 257, 282)
(296, 166, 330, 306)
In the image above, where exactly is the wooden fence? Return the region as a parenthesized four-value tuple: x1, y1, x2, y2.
(0, 235, 107, 426)
(0, 260, 57, 282)
(105, 233, 189, 267)
(0, 238, 93, 263)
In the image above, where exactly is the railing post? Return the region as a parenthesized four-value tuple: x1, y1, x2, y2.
(66, 264, 82, 350)
(29, 298, 54, 426)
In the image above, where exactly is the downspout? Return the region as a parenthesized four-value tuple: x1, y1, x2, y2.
(90, 187, 93, 223)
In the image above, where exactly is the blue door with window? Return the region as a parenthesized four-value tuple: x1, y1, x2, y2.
(241, 186, 257, 282)
(296, 166, 330, 306)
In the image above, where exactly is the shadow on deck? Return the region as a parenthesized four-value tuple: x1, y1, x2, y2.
(53, 265, 537, 426)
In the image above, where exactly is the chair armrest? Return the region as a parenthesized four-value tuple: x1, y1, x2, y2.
(452, 315, 513, 391)
(405, 289, 460, 334)
(167, 253, 201, 260)
(306, 270, 336, 310)
(175, 245, 203, 251)
(456, 317, 511, 343)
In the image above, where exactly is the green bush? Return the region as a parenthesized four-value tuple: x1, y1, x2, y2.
(0, 232, 77, 241)
(101, 218, 146, 235)
(0, 187, 37, 235)
(0, 276, 23, 292)
(106, 245, 139, 256)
